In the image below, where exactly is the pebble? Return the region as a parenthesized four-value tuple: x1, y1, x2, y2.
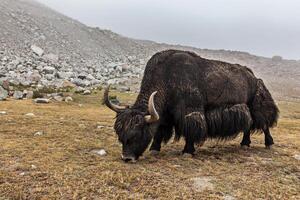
(91, 149, 107, 156)
(34, 98, 50, 103)
(293, 154, 300, 160)
(65, 96, 73, 102)
(31, 165, 37, 169)
(97, 125, 105, 129)
(79, 124, 86, 128)
(83, 90, 91, 95)
(0, 111, 7, 115)
(34, 131, 44, 136)
(25, 113, 35, 117)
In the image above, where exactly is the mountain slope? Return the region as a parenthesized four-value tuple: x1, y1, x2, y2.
(0, 0, 299, 100)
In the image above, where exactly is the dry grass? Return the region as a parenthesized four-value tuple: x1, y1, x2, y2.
(0, 92, 299, 200)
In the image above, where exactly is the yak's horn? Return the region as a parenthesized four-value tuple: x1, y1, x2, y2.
(103, 85, 126, 112)
(145, 91, 159, 123)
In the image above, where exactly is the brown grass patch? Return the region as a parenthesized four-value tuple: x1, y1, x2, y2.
(0, 93, 299, 199)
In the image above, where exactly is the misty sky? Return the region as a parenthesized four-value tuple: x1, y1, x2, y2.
(37, 0, 300, 60)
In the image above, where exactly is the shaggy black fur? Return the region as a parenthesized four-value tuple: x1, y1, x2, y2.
(104, 49, 279, 160)
(205, 104, 253, 140)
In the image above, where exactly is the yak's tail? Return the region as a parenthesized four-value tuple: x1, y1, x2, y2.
(205, 104, 253, 140)
(250, 79, 279, 131)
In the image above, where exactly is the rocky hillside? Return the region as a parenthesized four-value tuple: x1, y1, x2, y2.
(0, 0, 299, 100)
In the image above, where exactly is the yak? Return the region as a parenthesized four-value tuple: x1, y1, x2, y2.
(104, 49, 279, 162)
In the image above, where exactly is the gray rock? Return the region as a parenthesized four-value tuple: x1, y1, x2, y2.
(26, 91, 34, 99)
(31, 45, 44, 56)
(0, 86, 8, 100)
(53, 95, 64, 101)
(25, 113, 35, 117)
(97, 125, 105, 129)
(117, 86, 130, 92)
(42, 66, 56, 74)
(83, 90, 91, 95)
(34, 98, 50, 103)
(0, 111, 7, 115)
(13, 91, 23, 100)
(91, 149, 107, 156)
(27, 71, 42, 82)
(293, 154, 300, 160)
(43, 53, 59, 62)
(1, 80, 9, 90)
(75, 86, 84, 93)
(65, 96, 73, 102)
(34, 131, 44, 136)
(86, 74, 95, 80)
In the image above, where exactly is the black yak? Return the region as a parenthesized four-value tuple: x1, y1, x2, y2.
(104, 49, 279, 162)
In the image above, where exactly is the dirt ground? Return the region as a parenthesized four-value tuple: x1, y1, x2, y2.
(0, 91, 299, 200)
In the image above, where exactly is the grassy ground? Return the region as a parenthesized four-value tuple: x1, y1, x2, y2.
(0, 91, 299, 200)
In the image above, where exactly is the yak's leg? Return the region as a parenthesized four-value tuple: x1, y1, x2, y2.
(182, 111, 207, 156)
(263, 127, 274, 149)
(240, 130, 251, 148)
(183, 138, 196, 156)
(149, 124, 173, 155)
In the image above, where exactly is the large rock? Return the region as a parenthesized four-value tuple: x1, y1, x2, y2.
(31, 45, 44, 56)
(34, 98, 50, 103)
(42, 66, 56, 74)
(1, 80, 9, 90)
(27, 71, 42, 82)
(0, 86, 8, 100)
(83, 90, 91, 95)
(13, 91, 23, 100)
(43, 54, 59, 62)
(62, 80, 76, 88)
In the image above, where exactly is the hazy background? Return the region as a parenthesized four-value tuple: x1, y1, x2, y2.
(37, 0, 300, 60)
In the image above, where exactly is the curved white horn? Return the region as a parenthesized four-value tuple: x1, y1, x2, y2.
(103, 85, 126, 112)
(145, 91, 159, 123)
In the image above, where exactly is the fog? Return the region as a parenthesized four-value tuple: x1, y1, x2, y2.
(37, 0, 300, 59)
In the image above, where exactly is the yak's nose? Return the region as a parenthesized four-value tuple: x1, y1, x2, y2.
(121, 154, 136, 163)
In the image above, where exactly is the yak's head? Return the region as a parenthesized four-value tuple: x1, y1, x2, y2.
(104, 86, 159, 162)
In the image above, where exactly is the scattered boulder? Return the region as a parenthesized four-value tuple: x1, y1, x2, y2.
(42, 66, 56, 74)
(25, 91, 34, 99)
(0, 86, 8, 100)
(34, 131, 44, 136)
(293, 154, 300, 160)
(62, 80, 76, 88)
(65, 96, 73, 102)
(25, 113, 35, 117)
(117, 86, 130, 92)
(13, 91, 23, 100)
(91, 149, 107, 156)
(0, 111, 7, 115)
(43, 53, 59, 62)
(83, 90, 91, 95)
(31, 45, 44, 56)
(28, 71, 42, 82)
(34, 98, 50, 103)
(75, 86, 84, 93)
(223, 195, 236, 200)
(97, 125, 105, 129)
(53, 95, 64, 102)
(1, 80, 10, 90)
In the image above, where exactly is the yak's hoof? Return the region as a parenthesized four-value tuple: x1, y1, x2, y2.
(150, 150, 160, 156)
(241, 145, 250, 149)
(265, 145, 273, 150)
(182, 153, 194, 158)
